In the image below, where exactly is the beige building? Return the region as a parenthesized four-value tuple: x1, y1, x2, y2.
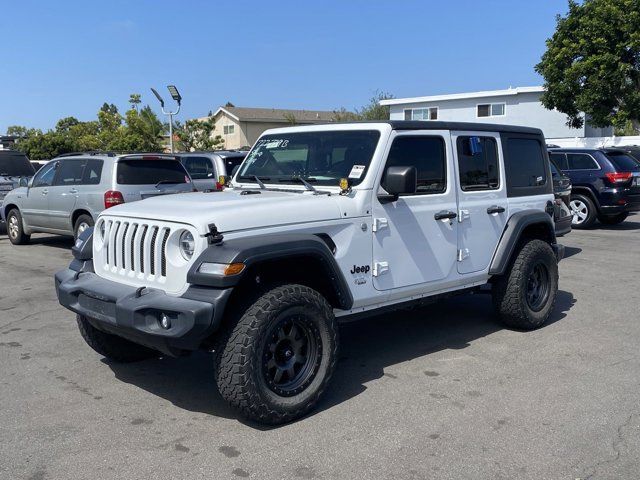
(199, 106, 339, 150)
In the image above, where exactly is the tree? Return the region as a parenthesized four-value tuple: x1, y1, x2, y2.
(535, 0, 640, 132)
(55, 117, 80, 133)
(283, 112, 297, 125)
(174, 117, 224, 151)
(129, 93, 142, 111)
(333, 90, 394, 121)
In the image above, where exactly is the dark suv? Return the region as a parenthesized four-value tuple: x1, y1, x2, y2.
(549, 148, 640, 228)
(0, 151, 36, 218)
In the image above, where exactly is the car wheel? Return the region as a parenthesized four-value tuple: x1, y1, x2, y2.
(214, 284, 339, 425)
(6, 209, 30, 245)
(493, 239, 559, 330)
(597, 212, 629, 225)
(74, 214, 94, 240)
(569, 194, 597, 229)
(76, 315, 158, 363)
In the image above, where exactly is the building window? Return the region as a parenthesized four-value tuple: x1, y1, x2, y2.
(223, 124, 235, 135)
(404, 107, 438, 121)
(477, 103, 505, 117)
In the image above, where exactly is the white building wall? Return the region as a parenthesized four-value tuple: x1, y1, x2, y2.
(388, 92, 612, 139)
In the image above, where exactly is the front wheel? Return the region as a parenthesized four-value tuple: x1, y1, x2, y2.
(6, 208, 30, 245)
(492, 239, 559, 330)
(74, 214, 94, 240)
(598, 212, 628, 225)
(214, 284, 338, 425)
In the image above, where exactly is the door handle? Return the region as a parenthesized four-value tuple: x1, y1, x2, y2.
(69, 188, 78, 194)
(41, 189, 48, 195)
(487, 205, 505, 214)
(434, 210, 457, 221)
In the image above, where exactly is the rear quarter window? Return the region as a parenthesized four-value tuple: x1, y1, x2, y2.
(503, 135, 552, 197)
(605, 152, 640, 172)
(116, 159, 188, 185)
(0, 153, 36, 177)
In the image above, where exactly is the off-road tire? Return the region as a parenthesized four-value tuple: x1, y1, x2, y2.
(6, 208, 30, 245)
(569, 194, 597, 229)
(598, 212, 629, 225)
(214, 284, 339, 425)
(76, 315, 158, 362)
(492, 239, 558, 330)
(73, 214, 94, 240)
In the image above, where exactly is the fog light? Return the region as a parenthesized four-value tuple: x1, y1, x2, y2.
(160, 313, 171, 329)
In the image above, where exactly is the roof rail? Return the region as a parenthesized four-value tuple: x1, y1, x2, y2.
(58, 151, 119, 157)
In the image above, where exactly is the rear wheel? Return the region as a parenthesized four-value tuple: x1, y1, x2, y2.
(73, 214, 94, 240)
(569, 194, 597, 229)
(76, 315, 158, 363)
(6, 209, 30, 245)
(214, 284, 338, 424)
(598, 212, 628, 225)
(493, 239, 558, 330)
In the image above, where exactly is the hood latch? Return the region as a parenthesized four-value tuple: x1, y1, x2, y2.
(205, 223, 224, 245)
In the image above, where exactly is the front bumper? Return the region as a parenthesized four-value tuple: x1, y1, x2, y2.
(55, 267, 232, 356)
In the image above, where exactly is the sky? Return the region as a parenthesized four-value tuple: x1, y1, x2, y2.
(0, 0, 570, 132)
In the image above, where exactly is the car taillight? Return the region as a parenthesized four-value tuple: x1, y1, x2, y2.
(104, 190, 124, 209)
(604, 172, 633, 184)
(215, 181, 223, 190)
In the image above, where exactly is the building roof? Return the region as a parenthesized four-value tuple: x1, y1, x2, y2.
(210, 106, 338, 123)
(379, 86, 545, 106)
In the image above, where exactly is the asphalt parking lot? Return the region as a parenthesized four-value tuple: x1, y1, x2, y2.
(1, 220, 639, 480)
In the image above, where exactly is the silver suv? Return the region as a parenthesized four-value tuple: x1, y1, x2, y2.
(179, 151, 246, 191)
(1, 152, 193, 244)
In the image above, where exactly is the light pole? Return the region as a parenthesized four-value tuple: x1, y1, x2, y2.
(151, 85, 182, 153)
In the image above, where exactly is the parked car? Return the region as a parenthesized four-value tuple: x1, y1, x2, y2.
(0, 150, 36, 219)
(549, 157, 572, 236)
(1, 152, 194, 243)
(607, 146, 640, 164)
(178, 151, 246, 191)
(548, 148, 640, 228)
(56, 121, 563, 424)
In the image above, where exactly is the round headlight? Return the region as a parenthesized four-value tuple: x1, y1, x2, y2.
(179, 230, 195, 260)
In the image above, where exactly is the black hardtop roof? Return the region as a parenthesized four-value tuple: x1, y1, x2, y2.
(548, 147, 606, 153)
(0, 150, 29, 156)
(386, 120, 543, 135)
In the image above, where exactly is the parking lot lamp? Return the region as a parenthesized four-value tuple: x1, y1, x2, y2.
(150, 86, 182, 153)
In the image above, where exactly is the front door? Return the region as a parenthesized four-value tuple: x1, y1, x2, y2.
(451, 132, 508, 274)
(23, 161, 57, 228)
(372, 131, 458, 291)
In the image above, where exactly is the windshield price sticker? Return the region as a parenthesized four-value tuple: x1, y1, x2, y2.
(348, 165, 366, 179)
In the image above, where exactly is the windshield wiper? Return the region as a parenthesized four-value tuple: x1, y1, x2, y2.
(280, 176, 318, 193)
(155, 180, 180, 188)
(238, 175, 270, 189)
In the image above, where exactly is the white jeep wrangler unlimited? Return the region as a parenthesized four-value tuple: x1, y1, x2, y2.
(56, 121, 564, 424)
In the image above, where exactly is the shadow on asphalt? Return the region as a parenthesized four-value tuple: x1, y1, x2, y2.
(595, 220, 640, 231)
(105, 289, 576, 428)
(26, 235, 74, 249)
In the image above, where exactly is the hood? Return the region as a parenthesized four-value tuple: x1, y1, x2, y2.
(102, 189, 344, 235)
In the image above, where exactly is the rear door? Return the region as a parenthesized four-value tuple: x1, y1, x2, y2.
(452, 131, 508, 274)
(49, 158, 86, 231)
(115, 157, 193, 202)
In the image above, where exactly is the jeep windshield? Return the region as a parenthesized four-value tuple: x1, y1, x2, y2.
(0, 152, 36, 177)
(237, 130, 380, 187)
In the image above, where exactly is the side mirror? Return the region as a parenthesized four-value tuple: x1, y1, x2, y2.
(379, 166, 417, 202)
(19, 177, 29, 188)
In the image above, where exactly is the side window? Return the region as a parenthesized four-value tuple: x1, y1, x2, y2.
(81, 159, 103, 185)
(549, 153, 568, 170)
(32, 162, 57, 187)
(456, 136, 499, 191)
(182, 157, 214, 180)
(382, 136, 446, 195)
(506, 138, 547, 188)
(53, 160, 85, 186)
(567, 153, 598, 170)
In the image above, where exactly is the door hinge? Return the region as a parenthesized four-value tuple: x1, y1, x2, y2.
(372, 217, 388, 232)
(457, 248, 470, 262)
(458, 209, 470, 222)
(373, 261, 389, 277)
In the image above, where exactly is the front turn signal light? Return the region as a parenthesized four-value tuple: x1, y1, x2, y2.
(198, 262, 245, 276)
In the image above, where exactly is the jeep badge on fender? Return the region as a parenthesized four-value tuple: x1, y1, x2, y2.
(55, 120, 563, 425)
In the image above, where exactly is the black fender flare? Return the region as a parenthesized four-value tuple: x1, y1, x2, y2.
(187, 233, 353, 309)
(489, 210, 556, 276)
